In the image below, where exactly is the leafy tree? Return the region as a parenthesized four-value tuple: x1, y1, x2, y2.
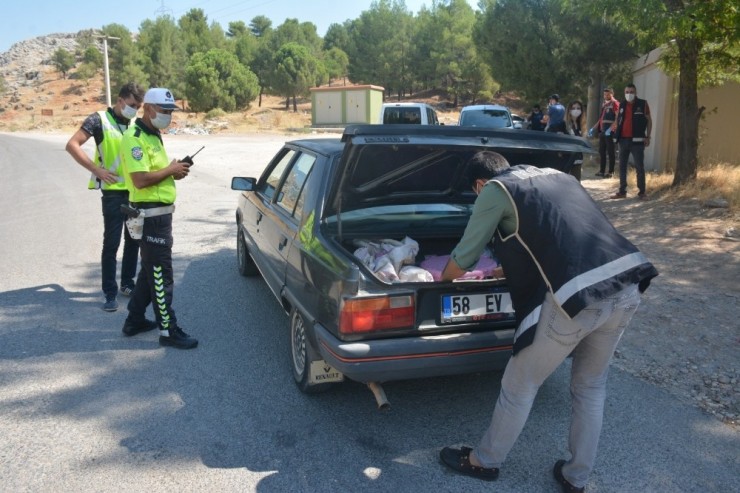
(208, 22, 228, 51)
(270, 19, 323, 57)
(137, 16, 188, 95)
(408, 6, 438, 91)
(323, 22, 351, 52)
(100, 24, 148, 91)
(324, 47, 349, 86)
(249, 15, 273, 37)
(347, 0, 414, 98)
(231, 28, 259, 67)
(427, 0, 483, 105)
(82, 45, 103, 66)
(249, 31, 276, 107)
(184, 49, 259, 112)
(51, 48, 75, 78)
(474, 0, 570, 101)
(178, 9, 215, 57)
(567, 0, 740, 185)
(474, 0, 636, 111)
(75, 62, 98, 86)
(75, 30, 98, 57)
(270, 42, 326, 111)
(227, 21, 249, 38)
(74, 40, 102, 85)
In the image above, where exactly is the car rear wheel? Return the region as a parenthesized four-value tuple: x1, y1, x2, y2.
(290, 308, 335, 394)
(237, 228, 259, 277)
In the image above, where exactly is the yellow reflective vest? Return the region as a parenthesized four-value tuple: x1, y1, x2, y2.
(120, 119, 176, 204)
(88, 110, 128, 191)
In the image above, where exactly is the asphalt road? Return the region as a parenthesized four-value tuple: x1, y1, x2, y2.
(0, 131, 737, 492)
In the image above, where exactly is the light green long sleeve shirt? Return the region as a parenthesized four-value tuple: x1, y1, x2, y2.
(450, 181, 517, 270)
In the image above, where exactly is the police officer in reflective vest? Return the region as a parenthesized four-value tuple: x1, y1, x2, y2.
(66, 82, 145, 312)
(119, 88, 197, 349)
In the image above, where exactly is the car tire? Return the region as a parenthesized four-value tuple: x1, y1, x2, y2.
(237, 228, 259, 277)
(290, 308, 335, 394)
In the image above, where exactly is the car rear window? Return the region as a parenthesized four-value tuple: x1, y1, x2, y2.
(383, 107, 422, 124)
(347, 145, 468, 194)
(460, 109, 511, 128)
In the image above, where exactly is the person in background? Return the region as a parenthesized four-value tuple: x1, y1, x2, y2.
(610, 83, 653, 200)
(565, 100, 587, 181)
(438, 151, 657, 492)
(543, 94, 566, 133)
(119, 88, 198, 349)
(591, 88, 619, 178)
(566, 100, 587, 137)
(527, 104, 545, 131)
(65, 82, 145, 312)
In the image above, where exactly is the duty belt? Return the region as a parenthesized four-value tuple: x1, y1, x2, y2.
(121, 203, 175, 218)
(140, 205, 175, 217)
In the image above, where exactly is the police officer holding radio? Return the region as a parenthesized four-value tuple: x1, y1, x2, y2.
(65, 82, 145, 312)
(119, 88, 198, 349)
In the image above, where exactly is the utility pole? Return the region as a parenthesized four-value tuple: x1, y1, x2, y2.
(93, 34, 120, 107)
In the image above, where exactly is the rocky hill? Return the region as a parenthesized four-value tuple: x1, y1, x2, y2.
(0, 31, 318, 134)
(0, 32, 107, 132)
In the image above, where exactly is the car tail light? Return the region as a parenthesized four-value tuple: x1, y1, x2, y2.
(339, 295, 415, 334)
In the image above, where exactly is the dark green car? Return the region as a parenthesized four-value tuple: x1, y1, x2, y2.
(231, 125, 593, 404)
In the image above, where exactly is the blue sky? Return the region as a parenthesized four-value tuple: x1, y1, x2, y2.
(0, 0, 478, 53)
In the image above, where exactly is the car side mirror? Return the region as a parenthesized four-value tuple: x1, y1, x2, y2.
(231, 177, 256, 191)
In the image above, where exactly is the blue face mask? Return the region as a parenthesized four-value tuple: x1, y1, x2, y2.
(151, 111, 172, 129)
(121, 104, 138, 120)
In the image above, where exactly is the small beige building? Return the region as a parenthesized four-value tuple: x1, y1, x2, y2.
(632, 46, 740, 172)
(310, 85, 384, 126)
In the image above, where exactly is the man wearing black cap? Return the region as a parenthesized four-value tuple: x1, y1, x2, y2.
(544, 94, 566, 133)
(120, 87, 198, 349)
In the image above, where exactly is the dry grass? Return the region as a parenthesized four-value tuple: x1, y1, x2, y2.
(644, 163, 740, 210)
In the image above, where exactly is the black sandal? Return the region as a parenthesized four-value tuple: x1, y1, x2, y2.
(439, 446, 499, 481)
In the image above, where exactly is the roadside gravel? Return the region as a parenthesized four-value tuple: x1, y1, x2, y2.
(582, 170, 739, 427)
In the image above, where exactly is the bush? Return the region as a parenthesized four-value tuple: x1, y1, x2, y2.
(205, 108, 226, 119)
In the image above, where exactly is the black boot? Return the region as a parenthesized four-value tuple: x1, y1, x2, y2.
(159, 327, 198, 349)
(122, 317, 158, 337)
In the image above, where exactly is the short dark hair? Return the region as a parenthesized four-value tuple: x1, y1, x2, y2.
(464, 151, 510, 185)
(533, 104, 541, 109)
(626, 83, 637, 91)
(119, 82, 145, 103)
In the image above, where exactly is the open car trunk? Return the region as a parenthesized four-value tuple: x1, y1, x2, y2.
(336, 234, 498, 284)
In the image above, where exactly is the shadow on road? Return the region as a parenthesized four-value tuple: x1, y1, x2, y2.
(1, 247, 737, 492)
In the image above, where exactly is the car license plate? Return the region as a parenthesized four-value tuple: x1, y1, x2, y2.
(441, 291, 515, 324)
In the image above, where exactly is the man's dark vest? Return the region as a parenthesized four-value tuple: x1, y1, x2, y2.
(615, 98, 649, 142)
(491, 165, 658, 355)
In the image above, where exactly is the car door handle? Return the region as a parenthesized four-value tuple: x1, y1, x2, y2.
(278, 236, 288, 251)
(256, 212, 263, 225)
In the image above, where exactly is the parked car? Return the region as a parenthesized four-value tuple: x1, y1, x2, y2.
(459, 104, 521, 129)
(379, 102, 440, 125)
(231, 125, 592, 404)
(511, 113, 529, 129)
